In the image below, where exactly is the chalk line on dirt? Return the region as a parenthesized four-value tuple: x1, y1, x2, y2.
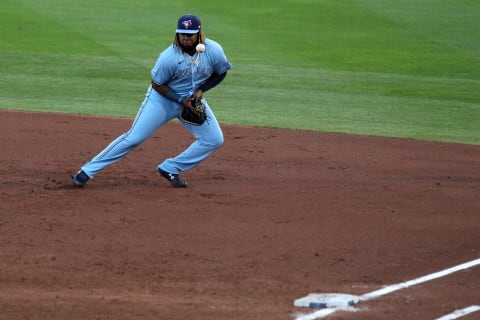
(435, 305, 480, 320)
(359, 257, 480, 301)
(294, 257, 480, 320)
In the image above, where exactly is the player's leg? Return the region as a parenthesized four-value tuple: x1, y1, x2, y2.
(74, 89, 178, 184)
(158, 102, 223, 175)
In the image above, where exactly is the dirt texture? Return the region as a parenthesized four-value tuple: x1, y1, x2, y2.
(1, 110, 479, 320)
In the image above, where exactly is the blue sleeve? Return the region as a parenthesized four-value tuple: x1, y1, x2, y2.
(198, 71, 227, 92)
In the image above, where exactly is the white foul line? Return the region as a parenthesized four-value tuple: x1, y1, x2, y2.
(294, 257, 480, 320)
(435, 305, 480, 320)
(359, 257, 480, 301)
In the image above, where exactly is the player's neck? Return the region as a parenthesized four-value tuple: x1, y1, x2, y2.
(183, 48, 196, 56)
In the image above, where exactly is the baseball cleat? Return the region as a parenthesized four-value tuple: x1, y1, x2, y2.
(158, 168, 188, 188)
(72, 170, 89, 187)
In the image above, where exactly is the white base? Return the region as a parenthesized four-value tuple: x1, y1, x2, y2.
(294, 293, 359, 308)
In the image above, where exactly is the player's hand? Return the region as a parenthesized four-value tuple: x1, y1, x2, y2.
(179, 97, 192, 108)
(180, 98, 200, 115)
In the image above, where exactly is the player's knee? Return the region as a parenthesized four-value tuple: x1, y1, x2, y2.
(204, 134, 224, 150)
(211, 136, 224, 149)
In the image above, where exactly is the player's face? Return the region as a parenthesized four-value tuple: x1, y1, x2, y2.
(178, 33, 198, 50)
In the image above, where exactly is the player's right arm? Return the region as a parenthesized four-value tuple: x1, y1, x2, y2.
(150, 47, 190, 107)
(151, 81, 191, 108)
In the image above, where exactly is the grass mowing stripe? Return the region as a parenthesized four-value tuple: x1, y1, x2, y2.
(0, 1, 114, 56)
(232, 64, 480, 103)
(359, 0, 480, 55)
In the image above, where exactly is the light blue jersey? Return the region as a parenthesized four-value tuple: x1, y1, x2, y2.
(77, 38, 232, 184)
(151, 38, 232, 98)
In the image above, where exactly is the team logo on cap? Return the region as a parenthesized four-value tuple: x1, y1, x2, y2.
(182, 20, 193, 29)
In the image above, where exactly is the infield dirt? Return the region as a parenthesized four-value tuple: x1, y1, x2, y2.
(1, 110, 479, 320)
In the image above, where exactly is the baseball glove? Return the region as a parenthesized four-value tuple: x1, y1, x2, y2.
(180, 95, 207, 126)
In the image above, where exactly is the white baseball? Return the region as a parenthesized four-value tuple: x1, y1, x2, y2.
(196, 43, 206, 53)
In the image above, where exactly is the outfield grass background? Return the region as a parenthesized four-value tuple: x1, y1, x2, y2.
(1, 0, 479, 144)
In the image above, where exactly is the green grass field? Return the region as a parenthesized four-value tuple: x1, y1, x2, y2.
(1, 0, 479, 144)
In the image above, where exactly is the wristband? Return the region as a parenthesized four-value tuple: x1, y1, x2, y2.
(165, 90, 181, 103)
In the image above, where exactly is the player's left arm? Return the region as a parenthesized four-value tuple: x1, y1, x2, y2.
(194, 71, 228, 97)
(195, 39, 232, 96)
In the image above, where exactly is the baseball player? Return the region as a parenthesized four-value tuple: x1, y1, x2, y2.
(72, 14, 232, 188)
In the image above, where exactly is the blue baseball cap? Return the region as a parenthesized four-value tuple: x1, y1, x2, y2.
(176, 14, 201, 34)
